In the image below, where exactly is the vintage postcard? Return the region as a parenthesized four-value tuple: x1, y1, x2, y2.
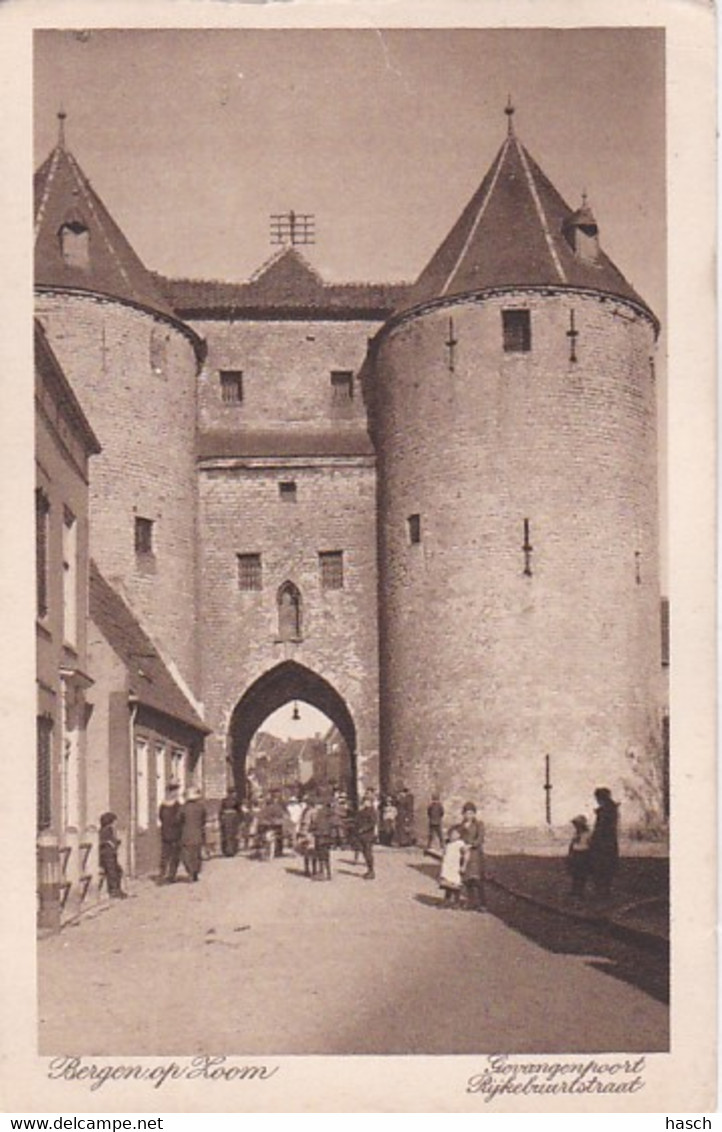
(0, 0, 716, 1115)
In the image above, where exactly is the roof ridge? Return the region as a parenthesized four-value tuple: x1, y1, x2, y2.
(34, 147, 61, 241)
(440, 138, 509, 297)
(516, 140, 567, 284)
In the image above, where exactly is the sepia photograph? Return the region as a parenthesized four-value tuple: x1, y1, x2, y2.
(0, 2, 715, 1114)
(32, 24, 671, 1058)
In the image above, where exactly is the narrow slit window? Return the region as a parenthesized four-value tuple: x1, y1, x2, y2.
(408, 514, 421, 545)
(279, 481, 297, 503)
(502, 309, 531, 353)
(319, 551, 344, 590)
(135, 516, 154, 556)
(238, 553, 262, 591)
(277, 581, 302, 641)
(220, 370, 244, 404)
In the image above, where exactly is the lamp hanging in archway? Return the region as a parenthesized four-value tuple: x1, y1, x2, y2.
(292, 701, 301, 722)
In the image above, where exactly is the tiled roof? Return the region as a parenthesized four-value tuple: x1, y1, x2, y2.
(89, 562, 209, 734)
(398, 130, 655, 324)
(34, 145, 177, 320)
(155, 248, 408, 318)
(198, 428, 375, 460)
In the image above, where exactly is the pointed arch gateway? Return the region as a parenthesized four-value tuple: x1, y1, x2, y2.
(228, 661, 357, 802)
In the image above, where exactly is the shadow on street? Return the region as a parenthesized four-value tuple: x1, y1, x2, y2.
(407, 860, 669, 1005)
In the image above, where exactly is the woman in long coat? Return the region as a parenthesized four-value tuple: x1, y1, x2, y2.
(459, 802, 486, 911)
(181, 788, 207, 881)
(589, 787, 619, 896)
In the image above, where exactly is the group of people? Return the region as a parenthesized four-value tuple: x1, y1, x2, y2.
(437, 801, 487, 911)
(98, 780, 622, 907)
(433, 786, 621, 912)
(218, 786, 380, 882)
(567, 787, 620, 899)
(157, 784, 207, 883)
(96, 783, 207, 898)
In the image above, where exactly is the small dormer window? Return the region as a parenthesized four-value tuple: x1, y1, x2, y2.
(58, 221, 89, 270)
(564, 197, 600, 264)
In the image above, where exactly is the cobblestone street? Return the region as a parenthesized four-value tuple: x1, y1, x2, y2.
(39, 847, 669, 1056)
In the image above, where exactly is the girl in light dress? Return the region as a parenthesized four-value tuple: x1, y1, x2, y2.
(439, 826, 466, 908)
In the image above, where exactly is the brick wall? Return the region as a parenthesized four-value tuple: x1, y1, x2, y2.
(198, 457, 379, 799)
(36, 293, 201, 695)
(193, 318, 380, 435)
(373, 290, 662, 831)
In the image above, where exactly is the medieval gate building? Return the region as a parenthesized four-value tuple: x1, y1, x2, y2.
(34, 107, 664, 852)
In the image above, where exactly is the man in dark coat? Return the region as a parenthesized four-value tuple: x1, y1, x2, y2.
(460, 802, 486, 911)
(589, 787, 620, 896)
(355, 789, 377, 879)
(158, 783, 183, 882)
(181, 787, 206, 881)
(426, 794, 445, 851)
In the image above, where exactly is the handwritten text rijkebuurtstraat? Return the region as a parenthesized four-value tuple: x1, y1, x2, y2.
(467, 1055, 646, 1103)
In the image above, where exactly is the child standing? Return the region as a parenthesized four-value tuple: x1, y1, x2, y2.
(99, 812, 126, 899)
(567, 814, 592, 898)
(439, 827, 465, 907)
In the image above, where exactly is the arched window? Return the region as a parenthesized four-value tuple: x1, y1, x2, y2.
(58, 220, 90, 270)
(277, 581, 302, 642)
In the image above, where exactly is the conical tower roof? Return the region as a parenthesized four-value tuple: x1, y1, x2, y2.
(34, 130, 176, 320)
(398, 116, 655, 325)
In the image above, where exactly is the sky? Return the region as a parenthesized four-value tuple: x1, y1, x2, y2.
(256, 702, 333, 741)
(34, 27, 665, 324)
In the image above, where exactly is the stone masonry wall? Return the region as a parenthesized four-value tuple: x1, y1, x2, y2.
(193, 318, 380, 436)
(35, 293, 201, 696)
(373, 290, 661, 831)
(198, 458, 379, 799)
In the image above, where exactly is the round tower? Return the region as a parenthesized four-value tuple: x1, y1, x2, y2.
(34, 123, 204, 692)
(371, 113, 662, 833)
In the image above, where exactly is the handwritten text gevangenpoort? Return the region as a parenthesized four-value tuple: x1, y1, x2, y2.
(47, 1056, 279, 1093)
(467, 1055, 647, 1103)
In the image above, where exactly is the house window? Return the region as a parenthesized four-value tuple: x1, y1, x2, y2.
(62, 508, 77, 648)
(170, 747, 187, 793)
(279, 481, 297, 503)
(331, 370, 354, 403)
(155, 744, 167, 819)
(220, 370, 244, 404)
(502, 309, 531, 353)
(408, 514, 421, 545)
(319, 551, 344, 590)
(136, 739, 149, 832)
(238, 553, 262, 591)
(35, 489, 50, 619)
(58, 221, 90, 270)
(37, 715, 53, 831)
(277, 581, 302, 641)
(135, 516, 154, 556)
